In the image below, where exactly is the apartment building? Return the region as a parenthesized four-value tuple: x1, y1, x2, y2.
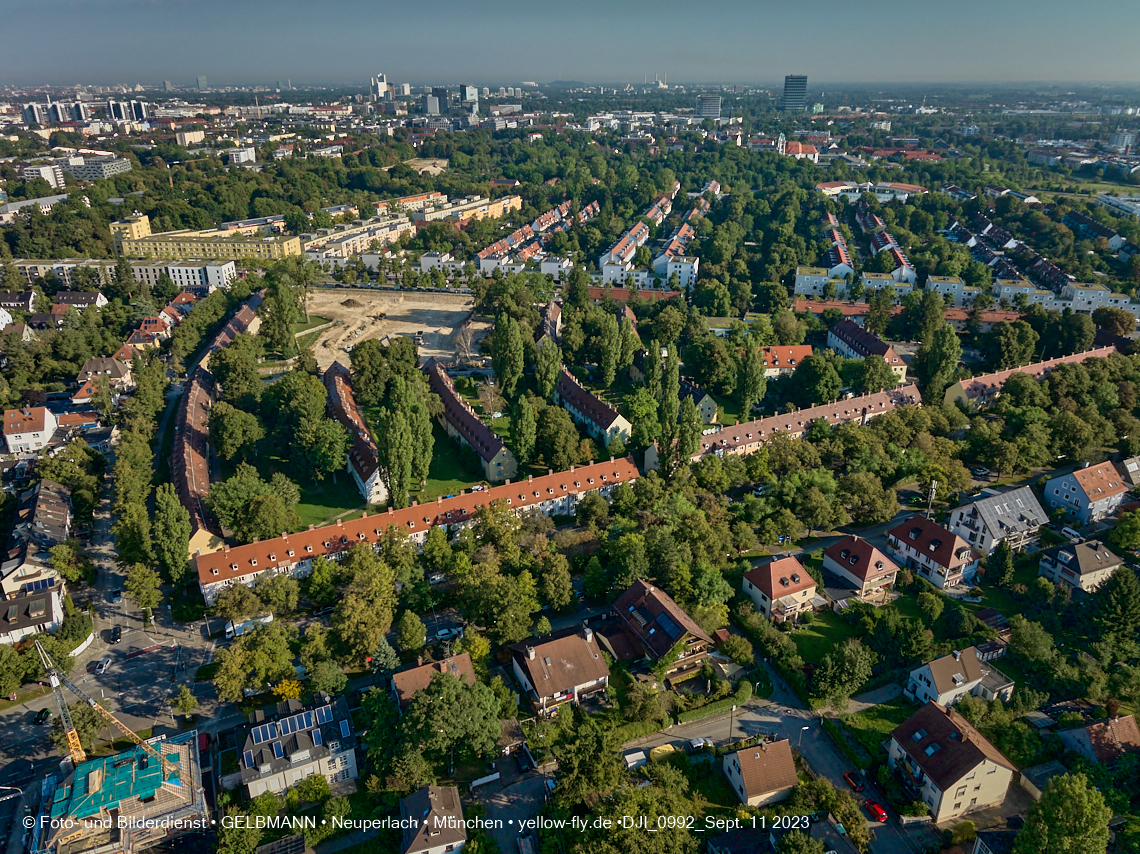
(887, 702, 1015, 823)
(423, 359, 517, 482)
(925, 275, 975, 307)
(554, 367, 632, 448)
(23, 164, 65, 188)
(194, 458, 639, 604)
(115, 213, 301, 260)
(822, 536, 899, 600)
(793, 266, 847, 297)
(826, 319, 906, 382)
(0, 587, 65, 645)
(239, 694, 358, 796)
(942, 346, 1119, 410)
(945, 487, 1048, 555)
(62, 156, 132, 181)
(886, 515, 979, 590)
(410, 194, 521, 224)
(1044, 462, 1127, 524)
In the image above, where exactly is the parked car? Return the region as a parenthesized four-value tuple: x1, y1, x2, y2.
(110, 625, 123, 644)
(972, 467, 991, 477)
(436, 627, 462, 640)
(428, 573, 445, 585)
(864, 800, 888, 823)
(95, 658, 112, 675)
(843, 771, 866, 792)
(33, 708, 51, 725)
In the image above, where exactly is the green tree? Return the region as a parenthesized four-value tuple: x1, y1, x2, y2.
(153, 483, 192, 585)
(1013, 773, 1111, 854)
(739, 343, 767, 417)
(512, 396, 537, 465)
(252, 574, 299, 613)
(535, 339, 562, 400)
(395, 610, 427, 652)
(238, 493, 300, 543)
(213, 621, 299, 702)
(370, 636, 401, 677)
(915, 321, 962, 401)
(125, 563, 162, 612)
(778, 832, 826, 854)
(309, 660, 348, 696)
(1092, 306, 1136, 338)
(814, 638, 877, 709)
(213, 584, 264, 622)
(792, 354, 842, 407)
(490, 315, 525, 398)
(1110, 510, 1140, 551)
(170, 685, 199, 717)
(112, 501, 153, 567)
(554, 714, 627, 808)
(209, 402, 265, 462)
(854, 355, 899, 395)
(989, 539, 1016, 587)
(402, 672, 501, 761)
(1093, 566, 1140, 643)
(50, 701, 103, 752)
(378, 406, 414, 508)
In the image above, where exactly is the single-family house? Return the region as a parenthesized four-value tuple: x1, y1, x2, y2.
(1038, 539, 1123, 593)
(400, 786, 466, 854)
(1057, 715, 1140, 764)
(822, 536, 899, 600)
(742, 557, 818, 623)
(510, 627, 610, 716)
(605, 580, 712, 684)
(0, 588, 65, 645)
(76, 356, 132, 390)
(3, 406, 59, 453)
(722, 739, 798, 807)
(678, 379, 718, 424)
(759, 345, 812, 378)
(905, 647, 1013, 707)
(392, 654, 477, 710)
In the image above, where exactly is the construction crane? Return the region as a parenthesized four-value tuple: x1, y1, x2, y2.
(35, 640, 176, 775)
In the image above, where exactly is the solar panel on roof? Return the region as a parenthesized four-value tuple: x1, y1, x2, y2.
(312, 729, 322, 746)
(315, 705, 333, 724)
(656, 613, 682, 640)
(304, 711, 314, 728)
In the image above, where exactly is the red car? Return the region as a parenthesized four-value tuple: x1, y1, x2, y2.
(843, 771, 866, 793)
(865, 800, 888, 823)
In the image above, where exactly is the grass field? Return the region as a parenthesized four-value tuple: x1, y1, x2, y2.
(790, 610, 855, 663)
(290, 315, 332, 335)
(410, 424, 487, 502)
(295, 474, 364, 528)
(838, 697, 915, 761)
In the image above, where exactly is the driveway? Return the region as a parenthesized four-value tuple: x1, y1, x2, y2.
(475, 774, 549, 853)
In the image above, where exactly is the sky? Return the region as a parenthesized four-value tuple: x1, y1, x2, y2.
(3, 0, 1139, 88)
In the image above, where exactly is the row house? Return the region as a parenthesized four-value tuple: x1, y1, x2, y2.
(826, 319, 906, 382)
(1062, 210, 1126, 251)
(942, 345, 1119, 410)
(793, 266, 847, 297)
(554, 367, 632, 448)
(323, 363, 388, 505)
(424, 359, 518, 482)
(647, 384, 922, 470)
(195, 458, 640, 604)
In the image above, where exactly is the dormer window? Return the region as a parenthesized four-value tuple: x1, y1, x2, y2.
(230, 563, 238, 571)
(250, 559, 257, 567)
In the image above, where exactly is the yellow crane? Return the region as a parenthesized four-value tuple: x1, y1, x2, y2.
(35, 640, 176, 775)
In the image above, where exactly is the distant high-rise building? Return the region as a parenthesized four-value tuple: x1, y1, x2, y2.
(370, 73, 388, 102)
(431, 87, 449, 107)
(695, 94, 722, 119)
(398, 82, 411, 97)
(22, 103, 48, 125)
(481, 87, 489, 98)
(48, 103, 70, 124)
(1109, 131, 1136, 149)
(196, 75, 207, 91)
(71, 102, 91, 122)
(164, 80, 174, 92)
(130, 100, 149, 121)
(461, 85, 478, 103)
(782, 75, 808, 112)
(423, 95, 440, 115)
(734, 84, 744, 94)
(107, 100, 130, 121)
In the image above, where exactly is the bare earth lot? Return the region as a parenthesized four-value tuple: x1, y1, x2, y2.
(306, 288, 491, 371)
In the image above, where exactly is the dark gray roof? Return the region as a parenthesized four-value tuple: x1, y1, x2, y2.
(955, 486, 1047, 537)
(400, 786, 466, 854)
(1040, 539, 1122, 577)
(239, 693, 355, 784)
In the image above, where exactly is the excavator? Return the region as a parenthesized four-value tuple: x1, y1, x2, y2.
(34, 640, 176, 775)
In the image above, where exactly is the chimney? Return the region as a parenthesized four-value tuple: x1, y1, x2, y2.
(584, 627, 594, 643)
(528, 475, 533, 482)
(526, 646, 535, 660)
(416, 656, 423, 666)
(952, 649, 960, 660)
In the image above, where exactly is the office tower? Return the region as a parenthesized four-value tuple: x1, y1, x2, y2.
(782, 75, 808, 112)
(130, 100, 149, 120)
(164, 80, 174, 92)
(22, 103, 47, 125)
(370, 73, 388, 102)
(695, 94, 722, 119)
(431, 87, 449, 107)
(481, 87, 489, 98)
(71, 102, 91, 122)
(461, 85, 478, 103)
(196, 75, 207, 91)
(423, 95, 440, 115)
(107, 100, 129, 121)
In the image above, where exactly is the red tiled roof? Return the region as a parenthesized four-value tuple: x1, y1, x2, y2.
(887, 515, 978, 571)
(825, 535, 899, 583)
(1071, 462, 1128, 502)
(759, 345, 812, 371)
(4, 407, 49, 436)
(744, 556, 816, 600)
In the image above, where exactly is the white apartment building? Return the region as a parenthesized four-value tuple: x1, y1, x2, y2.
(230, 147, 257, 164)
(23, 164, 65, 188)
(925, 276, 974, 306)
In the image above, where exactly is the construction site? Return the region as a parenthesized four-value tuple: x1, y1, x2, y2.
(305, 288, 492, 372)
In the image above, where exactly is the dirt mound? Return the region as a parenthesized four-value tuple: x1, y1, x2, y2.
(341, 298, 363, 308)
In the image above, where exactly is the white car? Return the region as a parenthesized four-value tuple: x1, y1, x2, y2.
(436, 627, 462, 640)
(95, 658, 111, 675)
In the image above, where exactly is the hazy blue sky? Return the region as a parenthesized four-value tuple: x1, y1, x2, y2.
(4, 0, 1138, 88)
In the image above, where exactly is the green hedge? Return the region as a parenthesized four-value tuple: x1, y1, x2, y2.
(611, 717, 671, 745)
(676, 681, 753, 724)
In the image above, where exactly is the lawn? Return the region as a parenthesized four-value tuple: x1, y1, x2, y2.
(295, 473, 365, 528)
(290, 315, 331, 335)
(789, 610, 855, 663)
(711, 390, 743, 425)
(410, 424, 487, 502)
(839, 697, 915, 762)
(967, 553, 1040, 618)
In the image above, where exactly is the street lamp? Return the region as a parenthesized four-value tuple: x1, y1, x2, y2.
(798, 725, 810, 749)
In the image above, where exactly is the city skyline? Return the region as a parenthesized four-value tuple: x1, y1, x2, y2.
(2, 0, 1139, 87)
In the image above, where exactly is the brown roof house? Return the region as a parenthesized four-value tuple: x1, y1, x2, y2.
(392, 654, 477, 710)
(905, 647, 1013, 707)
(554, 367, 632, 448)
(510, 627, 610, 716)
(1044, 462, 1128, 525)
(887, 515, 980, 590)
(887, 702, 1016, 823)
(604, 580, 712, 684)
(1057, 715, 1140, 764)
(76, 356, 132, 389)
(742, 557, 818, 624)
(822, 535, 899, 602)
(3, 406, 58, 454)
(400, 785, 467, 854)
(722, 739, 798, 807)
(1038, 539, 1123, 594)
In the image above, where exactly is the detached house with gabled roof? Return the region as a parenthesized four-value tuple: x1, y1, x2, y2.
(758, 345, 812, 378)
(945, 486, 1048, 555)
(1058, 714, 1140, 765)
(1044, 462, 1128, 524)
(510, 627, 610, 716)
(887, 702, 1016, 823)
(554, 366, 631, 448)
(392, 654, 477, 710)
(604, 580, 712, 684)
(887, 515, 980, 590)
(1038, 539, 1123, 594)
(822, 535, 899, 601)
(3, 406, 58, 453)
(826, 318, 906, 383)
(905, 647, 1013, 707)
(742, 556, 818, 623)
(722, 739, 798, 807)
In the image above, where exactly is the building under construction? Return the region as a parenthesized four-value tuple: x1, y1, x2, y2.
(35, 730, 208, 854)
